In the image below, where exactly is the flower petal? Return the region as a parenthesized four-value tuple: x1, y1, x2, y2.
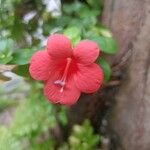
(60, 78, 81, 105)
(29, 50, 52, 81)
(73, 40, 100, 64)
(44, 74, 81, 105)
(47, 34, 72, 59)
(74, 63, 103, 93)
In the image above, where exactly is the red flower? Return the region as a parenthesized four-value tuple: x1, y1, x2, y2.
(29, 34, 103, 105)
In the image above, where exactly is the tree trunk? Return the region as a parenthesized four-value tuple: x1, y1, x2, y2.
(102, 0, 150, 149)
(67, 0, 150, 149)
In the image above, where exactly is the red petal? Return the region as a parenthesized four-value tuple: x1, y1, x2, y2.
(29, 50, 52, 81)
(44, 74, 81, 105)
(74, 63, 103, 93)
(73, 40, 100, 64)
(47, 34, 72, 60)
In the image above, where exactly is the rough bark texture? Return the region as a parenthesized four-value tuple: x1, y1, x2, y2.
(102, 0, 150, 149)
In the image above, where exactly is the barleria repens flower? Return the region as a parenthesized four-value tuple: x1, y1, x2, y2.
(29, 34, 103, 105)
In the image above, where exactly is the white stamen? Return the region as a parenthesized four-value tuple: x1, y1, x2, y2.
(54, 80, 65, 86)
(54, 80, 65, 93)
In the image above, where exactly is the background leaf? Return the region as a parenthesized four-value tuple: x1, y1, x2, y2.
(0, 39, 13, 64)
(90, 36, 118, 54)
(97, 57, 111, 82)
(98, 27, 112, 37)
(64, 26, 81, 45)
(12, 64, 29, 77)
(10, 48, 36, 65)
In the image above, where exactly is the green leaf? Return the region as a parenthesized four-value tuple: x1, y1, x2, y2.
(0, 39, 13, 64)
(0, 53, 12, 64)
(12, 64, 29, 77)
(98, 27, 112, 37)
(97, 58, 111, 82)
(10, 48, 36, 65)
(82, 16, 97, 27)
(67, 120, 100, 150)
(64, 26, 81, 45)
(0, 39, 13, 50)
(90, 36, 118, 54)
(78, 6, 98, 19)
(86, 0, 101, 9)
(63, 1, 82, 14)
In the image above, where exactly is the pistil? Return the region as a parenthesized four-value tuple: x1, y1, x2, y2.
(54, 58, 72, 92)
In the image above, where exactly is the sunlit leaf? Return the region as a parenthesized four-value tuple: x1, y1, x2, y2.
(64, 26, 81, 45)
(67, 120, 100, 150)
(0, 39, 13, 64)
(98, 27, 112, 37)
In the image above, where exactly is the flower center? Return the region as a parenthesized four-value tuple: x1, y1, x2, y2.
(54, 58, 72, 93)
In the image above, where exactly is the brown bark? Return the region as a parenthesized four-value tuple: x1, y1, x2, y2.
(102, 0, 150, 149)
(67, 0, 150, 149)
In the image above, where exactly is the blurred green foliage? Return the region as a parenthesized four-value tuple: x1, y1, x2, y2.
(0, 0, 118, 149)
(59, 120, 100, 150)
(0, 83, 100, 150)
(97, 57, 112, 82)
(0, 126, 21, 150)
(0, 39, 13, 64)
(0, 99, 18, 112)
(0, 0, 117, 82)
